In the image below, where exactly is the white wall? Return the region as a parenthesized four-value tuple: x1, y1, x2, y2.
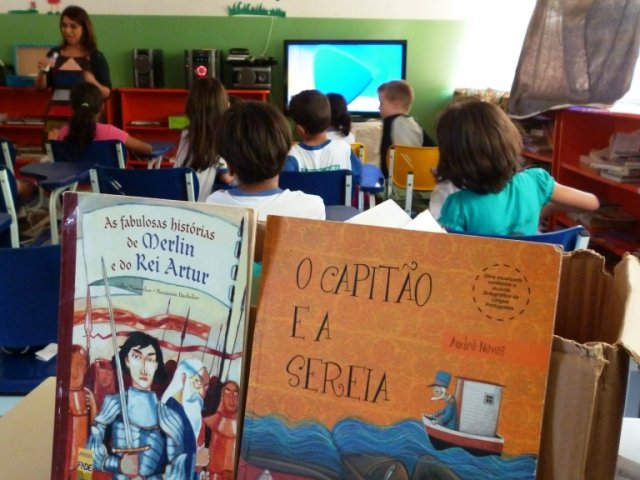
(4, 0, 532, 20)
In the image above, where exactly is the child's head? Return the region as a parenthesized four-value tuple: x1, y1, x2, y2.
(288, 89, 331, 135)
(215, 101, 292, 184)
(185, 77, 228, 125)
(185, 77, 228, 171)
(66, 81, 103, 148)
(436, 98, 522, 194)
(377, 80, 414, 118)
(70, 80, 102, 115)
(327, 93, 352, 137)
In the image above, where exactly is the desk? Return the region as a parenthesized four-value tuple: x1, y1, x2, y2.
(358, 163, 385, 210)
(0, 377, 54, 479)
(20, 161, 95, 244)
(130, 141, 175, 169)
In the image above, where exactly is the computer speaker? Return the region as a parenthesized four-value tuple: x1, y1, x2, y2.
(232, 66, 271, 89)
(185, 49, 222, 88)
(133, 49, 164, 88)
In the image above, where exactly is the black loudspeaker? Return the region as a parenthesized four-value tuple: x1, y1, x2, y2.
(232, 66, 271, 89)
(133, 49, 164, 88)
(185, 49, 221, 88)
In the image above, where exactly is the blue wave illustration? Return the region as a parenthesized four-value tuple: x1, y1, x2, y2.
(242, 416, 537, 479)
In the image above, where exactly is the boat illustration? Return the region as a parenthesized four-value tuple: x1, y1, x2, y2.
(423, 376, 504, 456)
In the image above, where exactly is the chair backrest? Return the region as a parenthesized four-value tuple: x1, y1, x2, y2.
(47, 139, 127, 168)
(0, 137, 17, 174)
(447, 225, 590, 252)
(351, 143, 367, 164)
(0, 166, 20, 247)
(387, 145, 439, 192)
(279, 169, 353, 206)
(0, 244, 61, 346)
(90, 166, 199, 202)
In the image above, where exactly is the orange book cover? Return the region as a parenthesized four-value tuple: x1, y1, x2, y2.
(52, 192, 255, 480)
(239, 216, 562, 480)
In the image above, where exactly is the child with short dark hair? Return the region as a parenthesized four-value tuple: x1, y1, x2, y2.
(326, 92, 355, 144)
(436, 98, 599, 235)
(378, 80, 435, 178)
(205, 101, 325, 221)
(285, 89, 361, 181)
(58, 81, 151, 155)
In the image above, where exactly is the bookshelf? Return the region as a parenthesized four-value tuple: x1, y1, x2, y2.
(550, 107, 640, 258)
(0, 87, 50, 152)
(118, 88, 270, 167)
(518, 112, 555, 168)
(0, 86, 115, 158)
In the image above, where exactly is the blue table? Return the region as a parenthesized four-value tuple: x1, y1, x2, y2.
(131, 141, 175, 169)
(20, 161, 96, 244)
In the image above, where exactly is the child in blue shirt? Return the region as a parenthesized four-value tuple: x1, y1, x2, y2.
(436, 99, 599, 235)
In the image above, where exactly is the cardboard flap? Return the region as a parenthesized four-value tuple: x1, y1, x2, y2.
(555, 251, 613, 344)
(613, 254, 640, 362)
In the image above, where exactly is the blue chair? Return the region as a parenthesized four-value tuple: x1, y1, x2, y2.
(447, 225, 590, 252)
(46, 139, 127, 168)
(0, 137, 17, 174)
(279, 169, 360, 221)
(0, 166, 19, 247)
(90, 166, 199, 202)
(0, 244, 60, 394)
(21, 140, 128, 244)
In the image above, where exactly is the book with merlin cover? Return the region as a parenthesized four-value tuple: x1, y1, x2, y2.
(51, 192, 256, 480)
(239, 216, 562, 480)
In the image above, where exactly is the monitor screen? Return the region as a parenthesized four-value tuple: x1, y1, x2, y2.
(283, 40, 407, 117)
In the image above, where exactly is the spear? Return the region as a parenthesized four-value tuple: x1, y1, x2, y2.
(176, 307, 190, 365)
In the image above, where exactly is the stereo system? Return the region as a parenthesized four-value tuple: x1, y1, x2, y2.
(132, 49, 164, 88)
(131, 48, 272, 90)
(184, 49, 221, 88)
(232, 66, 272, 89)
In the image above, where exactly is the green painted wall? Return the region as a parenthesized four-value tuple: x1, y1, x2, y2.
(0, 14, 466, 134)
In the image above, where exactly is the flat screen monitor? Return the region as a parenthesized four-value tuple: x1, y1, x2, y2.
(283, 40, 407, 118)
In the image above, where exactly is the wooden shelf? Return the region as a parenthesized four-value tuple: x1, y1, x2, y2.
(522, 150, 553, 164)
(117, 87, 270, 167)
(554, 212, 640, 257)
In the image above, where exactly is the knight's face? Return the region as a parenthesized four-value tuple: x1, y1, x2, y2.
(222, 382, 239, 412)
(126, 344, 158, 390)
(70, 351, 87, 389)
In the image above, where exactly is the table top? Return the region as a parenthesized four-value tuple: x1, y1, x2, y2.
(20, 161, 95, 189)
(360, 163, 385, 193)
(0, 377, 55, 478)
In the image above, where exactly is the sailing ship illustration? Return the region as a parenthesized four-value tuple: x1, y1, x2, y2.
(423, 373, 505, 456)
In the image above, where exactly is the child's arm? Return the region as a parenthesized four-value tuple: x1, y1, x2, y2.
(548, 183, 600, 213)
(125, 136, 153, 156)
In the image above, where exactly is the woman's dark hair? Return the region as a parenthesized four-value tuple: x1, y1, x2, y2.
(185, 77, 229, 172)
(436, 98, 523, 194)
(116, 331, 167, 385)
(215, 101, 292, 184)
(327, 93, 352, 137)
(60, 5, 97, 53)
(65, 81, 102, 149)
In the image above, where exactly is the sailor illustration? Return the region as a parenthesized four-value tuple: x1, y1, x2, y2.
(424, 370, 458, 430)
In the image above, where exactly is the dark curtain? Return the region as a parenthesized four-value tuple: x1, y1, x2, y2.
(509, 0, 640, 118)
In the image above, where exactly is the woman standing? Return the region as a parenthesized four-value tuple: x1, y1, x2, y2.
(35, 5, 111, 139)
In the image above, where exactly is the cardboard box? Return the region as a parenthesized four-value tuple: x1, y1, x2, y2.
(538, 251, 640, 479)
